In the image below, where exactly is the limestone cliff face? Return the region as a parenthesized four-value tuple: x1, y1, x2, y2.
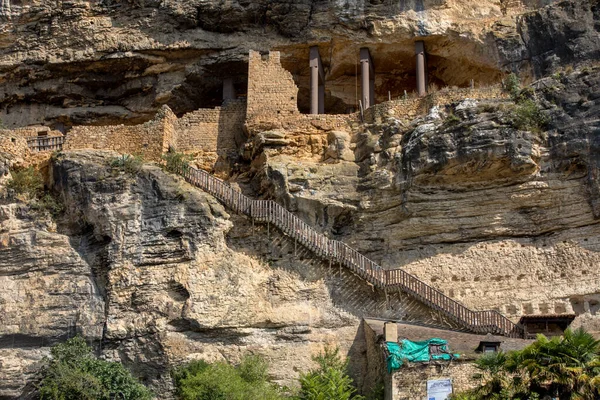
(0, 0, 598, 126)
(0, 150, 439, 398)
(258, 65, 600, 336)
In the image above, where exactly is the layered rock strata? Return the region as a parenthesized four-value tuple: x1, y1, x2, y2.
(0, 0, 597, 126)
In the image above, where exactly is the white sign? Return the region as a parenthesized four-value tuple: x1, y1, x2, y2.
(427, 378, 453, 400)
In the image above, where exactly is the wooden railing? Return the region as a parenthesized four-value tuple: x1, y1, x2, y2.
(27, 136, 64, 153)
(186, 164, 523, 337)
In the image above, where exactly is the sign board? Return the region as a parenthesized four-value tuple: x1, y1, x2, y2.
(427, 378, 452, 400)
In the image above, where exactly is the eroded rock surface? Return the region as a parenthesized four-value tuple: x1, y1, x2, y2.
(0, 150, 440, 398)
(256, 66, 600, 335)
(1, 0, 598, 126)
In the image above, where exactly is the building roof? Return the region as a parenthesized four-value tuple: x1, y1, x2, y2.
(518, 314, 576, 324)
(364, 319, 532, 358)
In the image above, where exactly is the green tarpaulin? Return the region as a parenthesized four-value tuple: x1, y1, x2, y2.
(386, 338, 459, 372)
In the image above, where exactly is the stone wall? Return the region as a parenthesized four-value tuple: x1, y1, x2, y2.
(62, 100, 245, 170)
(64, 106, 177, 161)
(7, 126, 63, 138)
(174, 99, 246, 154)
(363, 321, 532, 400)
(247, 51, 299, 125)
(0, 132, 30, 163)
(364, 321, 386, 396)
(391, 361, 478, 400)
(364, 86, 509, 123)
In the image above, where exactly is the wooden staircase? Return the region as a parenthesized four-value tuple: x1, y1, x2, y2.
(178, 164, 524, 338)
(24, 133, 523, 338)
(23, 134, 522, 338)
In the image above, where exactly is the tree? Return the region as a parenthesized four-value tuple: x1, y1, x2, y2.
(39, 336, 153, 400)
(515, 328, 600, 399)
(298, 346, 364, 400)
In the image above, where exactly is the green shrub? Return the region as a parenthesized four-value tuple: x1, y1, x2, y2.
(504, 73, 521, 99)
(7, 166, 44, 200)
(478, 103, 499, 113)
(109, 154, 144, 175)
(162, 150, 192, 174)
(298, 346, 364, 400)
(39, 336, 153, 400)
(445, 113, 461, 125)
(6, 167, 65, 216)
(31, 193, 65, 217)
(510, 99, 548, 132)
(238, 355, 269, 384)
(173, 355, 286, 400)
(365, 381, 384, 400)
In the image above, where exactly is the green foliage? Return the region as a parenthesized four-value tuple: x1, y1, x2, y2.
(173, 355, 286, 400)
(162, 150, 192, 174)
(479, 103, 499, 113)
(39, 336, 153, 400)
(365, 381, 384, 400)
(7, 166, 44, 200)
(238, 355, 269, 384)
(298, 346, 365, 400)
(6, 166, 64, 216)
(452, 328, 600, 400)
(31, 193, 65, 217)
(109, 154, 144, 175)
(445, 113, 461, 125)
(510, 99, 548, 133)
(504, 73, 521, 99)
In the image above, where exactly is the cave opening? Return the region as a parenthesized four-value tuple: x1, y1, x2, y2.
(167, 60, 249, 117)
(278, 40, 503, 115)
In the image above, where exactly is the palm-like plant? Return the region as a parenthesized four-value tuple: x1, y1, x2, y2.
(452, 328, 600, 400)
(513, 328, 600, 399)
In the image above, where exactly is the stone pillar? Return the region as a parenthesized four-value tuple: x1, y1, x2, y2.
(223, 78, 235, 101)
(310, 62, 319, 114)
(318, 83, 325, 114)
(360, 48, 374, 109)
(310, 46, 325, 115)
(415, 41, 427, 97)
(384, 322, 398, 343)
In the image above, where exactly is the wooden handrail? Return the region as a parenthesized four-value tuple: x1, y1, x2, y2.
(22, 140, 522, 336)
(178, 164, 524, 338)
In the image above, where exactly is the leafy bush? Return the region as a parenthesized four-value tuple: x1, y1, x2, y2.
(162, 150, 192, 174)
(7, 166, 44, 200)
(39, 336, 153, 400)
(172, 355, 286, 400)
(31, 193, 65, 217)
(365, 381, 384, 400)
(6, 166, 64, 216)
(504, 73, 521, 99)
(445, 113, 461, 125)
(298, 346, 364, 400)
(510, 100, 548, 132)
(109, 154, 144, 174)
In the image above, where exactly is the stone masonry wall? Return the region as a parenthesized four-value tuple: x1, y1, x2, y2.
(7, 126, 63, 138)
(0, 132, 30, 162)
(174, 99, 246, 154)
(247, 51, 299, 125)
(64, 105, 177, 161)
(391, 361, 478, 400)
(365, 86, 509, 123)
